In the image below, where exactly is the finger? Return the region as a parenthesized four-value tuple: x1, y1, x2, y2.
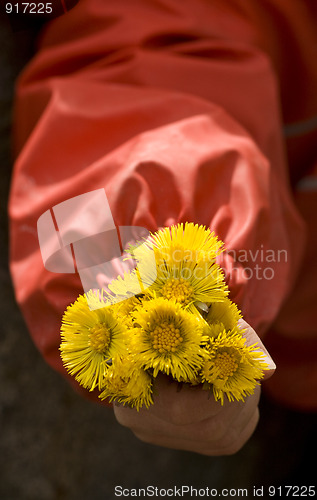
(200, 407, 260, 456)
(238, 319, 276, 380)
(114, 398, 230, 444)
(138, 373, 248, 428)
(192, 385, 261, 454)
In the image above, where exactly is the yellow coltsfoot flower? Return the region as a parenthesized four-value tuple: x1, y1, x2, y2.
(60, 293, 128, 391)
(99, 355, 153, 410)
(132, 297, 207, 382)
(114, 295, 144, 327)
(133, 224, 228, 311)
(132, 222, 224, 263)
(106, 223, 228, 311)
(108, 270, 145, 300)
(205, 297, 242, 333)
(201, 329, 269, 404)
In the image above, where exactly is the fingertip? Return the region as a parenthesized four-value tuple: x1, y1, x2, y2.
(262, 365, 276, 381)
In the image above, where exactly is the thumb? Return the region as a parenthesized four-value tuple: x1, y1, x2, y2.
(238, 319, 276, 381)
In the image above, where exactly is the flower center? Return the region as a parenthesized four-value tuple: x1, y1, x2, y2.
(150, 321, 183, 353)
(214, 351, 238, 379)
(88, 323, 111, 353)
(161, 278, 193, 304)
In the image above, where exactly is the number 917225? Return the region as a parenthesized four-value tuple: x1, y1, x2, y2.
(5, 3, 53, 14)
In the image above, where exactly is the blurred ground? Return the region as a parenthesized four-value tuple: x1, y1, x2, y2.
(0, 12, 316, 500)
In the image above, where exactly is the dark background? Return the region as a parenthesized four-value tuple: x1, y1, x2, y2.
(0, 12, 316, 500)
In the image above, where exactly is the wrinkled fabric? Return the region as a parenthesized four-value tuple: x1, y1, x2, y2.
(9, 0, 317, 410)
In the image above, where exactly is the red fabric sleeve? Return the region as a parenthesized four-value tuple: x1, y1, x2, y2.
(9, 0, 306, 401)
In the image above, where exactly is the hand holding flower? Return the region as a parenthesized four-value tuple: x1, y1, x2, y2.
(59, 223, 275, 455)
(113, 320, 275, 455)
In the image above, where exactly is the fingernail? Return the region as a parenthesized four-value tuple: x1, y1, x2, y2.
(255, 343, 276, 370)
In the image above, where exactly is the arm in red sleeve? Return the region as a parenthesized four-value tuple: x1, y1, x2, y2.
(9, 0, 305, 394)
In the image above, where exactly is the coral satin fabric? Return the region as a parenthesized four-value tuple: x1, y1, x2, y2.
(9, 0, 317, 410)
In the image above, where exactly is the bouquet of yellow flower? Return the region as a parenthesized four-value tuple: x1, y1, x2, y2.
(60, 223, 269, 409)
